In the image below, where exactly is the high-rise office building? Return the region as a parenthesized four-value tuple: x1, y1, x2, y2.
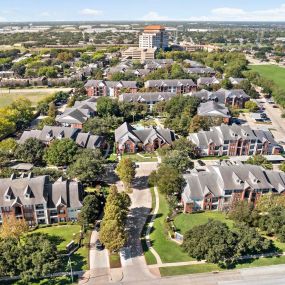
(139, 25, 169, 50)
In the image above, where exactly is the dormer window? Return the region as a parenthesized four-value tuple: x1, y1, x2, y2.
(57, 131, 64, 139)
(46, 130, 53, 138)
(4, 194, 10, 200)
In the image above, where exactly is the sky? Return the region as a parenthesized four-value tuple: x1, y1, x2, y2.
(1, 0, 285, 22)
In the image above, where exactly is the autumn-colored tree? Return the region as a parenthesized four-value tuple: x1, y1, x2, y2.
(116, 158, 136, 191)
(0, 215, 29, 240)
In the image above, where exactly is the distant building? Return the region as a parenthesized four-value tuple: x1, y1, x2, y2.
(189, 88, 250, 108)
(188, 124, 282, 157)
(139, 25, 169, 50)
(115, 122, 175, 153)
(229, 77, 246, 85)
(0, 175, 83, 225)
(145, 79, 196, 94)
(84, 80, 138, 97)
(18, 126, 106, 150)
(182, 163, 285, 213)
(56, 97, 97, 129)
(119, 92, 176, 110)
(122, 47, 157, 62)
(184, 67, 216, 76)
(197, 77, 220, 87)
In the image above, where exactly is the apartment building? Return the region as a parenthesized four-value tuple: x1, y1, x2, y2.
(190, 88, 250, 108)
(188, 124, 281, 157)
(19, 126, 106, 150)
(139, 25, 169, 50)
(84, 80, 137, 97)
(56, 97, 97, 129)
(119, 92, 176, 110)
(182, 163, 285, 213)
(145, 79, 197, 94)
(0, 175, 83, 225)
(115, 122, 176, 153)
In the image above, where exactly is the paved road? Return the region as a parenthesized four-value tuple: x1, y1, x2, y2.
(80, 228, 109, 285)
(112, 264, 285, 285)
(120, 162, 158, 283)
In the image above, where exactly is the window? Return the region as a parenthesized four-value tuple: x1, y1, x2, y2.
(225, 190, 232, 195)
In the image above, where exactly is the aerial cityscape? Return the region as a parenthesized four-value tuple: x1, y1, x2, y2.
(1, 1, 285, 285)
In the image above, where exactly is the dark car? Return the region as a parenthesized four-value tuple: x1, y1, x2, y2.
(95, 221, 101, 231)
(95, 240, 104, 250)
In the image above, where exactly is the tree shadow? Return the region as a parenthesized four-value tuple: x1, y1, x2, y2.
(132, 176, 149, 190)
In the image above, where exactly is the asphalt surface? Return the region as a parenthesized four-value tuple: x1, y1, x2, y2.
(120, 162, 158, 283)
(114, 264, 285, 285)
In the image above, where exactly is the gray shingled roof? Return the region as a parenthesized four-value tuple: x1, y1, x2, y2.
(145, 79, 196, 88)
(182, 164, 285, 203)
(119, 92, 176, 103)
(198, 101, 230, 118)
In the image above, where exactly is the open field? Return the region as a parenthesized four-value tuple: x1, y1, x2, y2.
(0, 87, 71, 107)
(250, 65, 285, 90)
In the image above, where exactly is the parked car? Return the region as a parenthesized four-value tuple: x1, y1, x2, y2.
(95, 221, 101, 231)
(273, 105, 279, 108)
(95, 240, 104, 250)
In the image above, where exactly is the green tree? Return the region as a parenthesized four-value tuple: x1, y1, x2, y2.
(15, 138, 45, 165)
(116, 158, 136, 190)
(246, 155, 273, 170)
(97, 97, 120, 117)
(163, 150, 194, 173)
(279, 162, 285, 172)
(172, 137, 197, 159)
(44, 138, 78, 166)
(79, 194, 102, 225)
(245, 101, 259, 112)
(182, 220, 236, 266)
(67, 149, 105, 185)
(153, 164, 185, 196)
(47, 102, 56, 118)
(228, 200, 255, 226)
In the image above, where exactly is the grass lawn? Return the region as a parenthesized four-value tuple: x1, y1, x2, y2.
(159, 255, 285, 277)
(0, 91, 54, 107)
(149, 192, 194, 263)
(200, 155, 229, 161)
(4, 276, 78, 285)
(34, 224, 81, 252)
(122, 153, 158, 162)
(174, 211, 234, 235)
(109, 253, 122, 268)
(33, 224, 88, 271)
(250, 65, 285, 90)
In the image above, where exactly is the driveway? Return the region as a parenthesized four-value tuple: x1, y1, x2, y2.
(80, 228, 109, 285)
(120, 162, 158, 282)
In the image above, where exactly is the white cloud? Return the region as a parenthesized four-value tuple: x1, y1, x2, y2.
(80, 8, 103, 17)
(190, 4, 285, 21)
(141, 11, 169, 21)
(40, 12, 51, 17)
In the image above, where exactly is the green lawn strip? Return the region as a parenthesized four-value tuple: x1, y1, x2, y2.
(141, 187, 158, 265)
(250, 65, 285, 90)
(174, 211, 234, 235)
(3, 275, 78, 285)
(109, 253, 122, 268)
(200, 155, 230, 161)
(122, 153, 158, 162)
(159, 255, 285, 277)
(150, 192, 194, 263)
